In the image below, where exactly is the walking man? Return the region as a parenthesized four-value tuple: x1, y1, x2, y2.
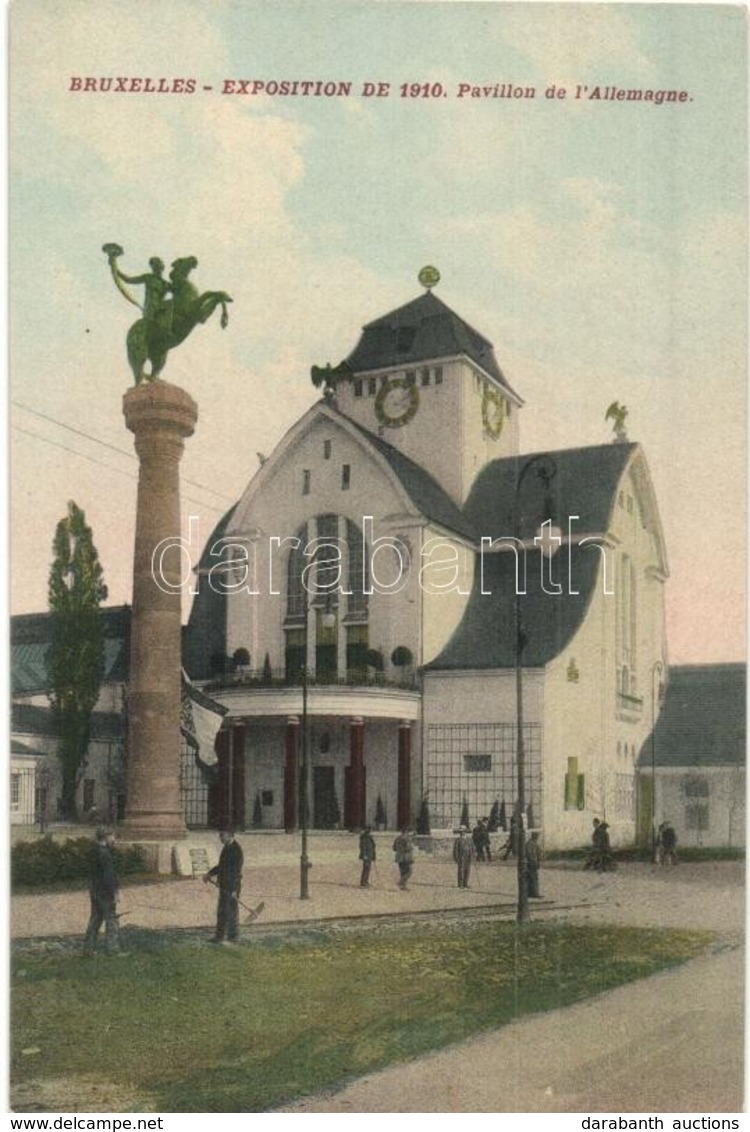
(359, 825, 376, 887)
(83, 827, 121, 957)
(453, 826, 473, 888)
(204, 829, 244, 943)
(392, 827, 414, 890)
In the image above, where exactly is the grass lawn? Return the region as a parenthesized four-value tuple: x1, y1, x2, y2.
(12, 920, 712, 1112)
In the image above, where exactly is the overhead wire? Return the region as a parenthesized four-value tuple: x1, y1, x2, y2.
(13, 400, 238, 511)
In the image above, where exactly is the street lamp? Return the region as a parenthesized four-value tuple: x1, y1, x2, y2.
(650, 660, 665, 862)
(299, 594, 337, 899)
(513, 454, 561, 923)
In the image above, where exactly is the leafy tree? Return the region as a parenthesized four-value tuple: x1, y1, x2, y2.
(46, 501, 108, 820)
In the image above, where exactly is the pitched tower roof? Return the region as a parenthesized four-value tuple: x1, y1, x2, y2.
(345, 291, 517, 396)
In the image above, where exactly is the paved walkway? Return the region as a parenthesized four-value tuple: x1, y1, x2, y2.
(10, 833, 746, 1112)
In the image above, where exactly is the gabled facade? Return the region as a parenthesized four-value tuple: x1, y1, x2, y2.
(184, 281, 670, 847)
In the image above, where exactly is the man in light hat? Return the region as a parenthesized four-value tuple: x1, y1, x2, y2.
(453, 825, 473, 888)
(83, 827, 121, 957)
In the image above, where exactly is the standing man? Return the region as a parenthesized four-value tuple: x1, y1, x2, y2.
(358, 826, 376, 887)
(204, 829, 244, 943)
(83, 827, 121, 957)
(392, 827, 414, 890)
(453, 826, 473, 888)
(661, 820, 678, 865)
(526, 831, 543, 898)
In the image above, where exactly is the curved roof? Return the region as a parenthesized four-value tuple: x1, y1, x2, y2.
(427, 443, 641, 671)
(345, 291, 517, 397)
(465, 442, 637, 542)
(425, 542, 604, 670)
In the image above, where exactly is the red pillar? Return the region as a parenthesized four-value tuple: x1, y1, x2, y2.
(398, 720, 412, 830)
(346, 717, 366, 830)
(284, 717, 299, 832)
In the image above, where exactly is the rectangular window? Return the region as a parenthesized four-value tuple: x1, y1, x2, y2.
(564, 756, 579, 810)
(341, 464, 351, 490)
(302, 469, 311, 495)
(405, 370, 416, 386)
(10, 773, 20, 809)
(420, 367, 430, 386)
(346, 623, 369, 680)
(285, 628, 305, 683)
(261, 790, 274, 807)
(434, 366, 444, 385)
(683, 776, 709, 797)
(464, 754, 492, 773)
(686, 802, 709, 830)
(323, 440, 331, 460)
(354, 379, 363, 397)
(367, 378, 377, 396)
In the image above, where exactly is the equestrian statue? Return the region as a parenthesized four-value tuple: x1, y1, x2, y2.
(103, 243, 232, 384)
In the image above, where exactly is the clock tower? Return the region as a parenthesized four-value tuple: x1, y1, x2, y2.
(329, 270, 522, 507)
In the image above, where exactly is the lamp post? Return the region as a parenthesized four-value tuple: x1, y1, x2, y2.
(513, 453, 560, 924)
(300, 639, 311, 899)
(299, 594, 337, 900)
(650, 659, 665, 862)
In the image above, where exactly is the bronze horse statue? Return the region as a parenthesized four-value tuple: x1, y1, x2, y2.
(103, 245, 232, 384)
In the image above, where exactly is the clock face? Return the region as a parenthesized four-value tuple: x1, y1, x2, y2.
(375, 377, 420, 428)
(482, 387, 505, 438)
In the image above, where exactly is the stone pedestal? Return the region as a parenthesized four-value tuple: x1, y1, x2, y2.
(121, 381, 197, 840)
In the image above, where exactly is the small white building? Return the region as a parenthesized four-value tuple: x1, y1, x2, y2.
(183, 279, 670, 848)
(637, 664, 746, 849)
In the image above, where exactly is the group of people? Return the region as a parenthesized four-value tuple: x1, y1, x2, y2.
(656, 820, 678, 865)
(83, 825, 246, 956)
(452, 823, 543, 896)
(584, 817, 615, 871)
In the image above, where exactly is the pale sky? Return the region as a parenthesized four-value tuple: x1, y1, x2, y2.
(8, 0, 747, 665)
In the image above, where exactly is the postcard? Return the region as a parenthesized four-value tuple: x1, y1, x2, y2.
(8, 0, 746, 1122)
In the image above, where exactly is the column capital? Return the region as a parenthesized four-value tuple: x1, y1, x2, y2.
(286, 715, 301, 728)
(350, 716, 365, 728)
(399, 719, 412, 730)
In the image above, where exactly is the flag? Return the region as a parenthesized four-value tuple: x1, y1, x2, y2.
(180, 671, 228, 767)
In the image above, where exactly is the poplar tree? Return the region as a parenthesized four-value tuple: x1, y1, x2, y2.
(46, 501, 108, 820)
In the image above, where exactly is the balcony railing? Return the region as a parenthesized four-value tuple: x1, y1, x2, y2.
(203, 666, 419, 693)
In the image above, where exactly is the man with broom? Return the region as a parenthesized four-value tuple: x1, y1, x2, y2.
(204, 829, 244, 944)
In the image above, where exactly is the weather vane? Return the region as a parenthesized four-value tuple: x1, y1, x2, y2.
(102, 243, 232, 385)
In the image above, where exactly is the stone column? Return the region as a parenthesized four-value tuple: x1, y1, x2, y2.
(284, 716, 299, 832)
(397, 720, 412, 830)
(122, 381, 197, 840)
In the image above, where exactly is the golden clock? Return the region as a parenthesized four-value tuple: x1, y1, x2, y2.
(375, 377, 420, 428)
(481, 387, 505, 438)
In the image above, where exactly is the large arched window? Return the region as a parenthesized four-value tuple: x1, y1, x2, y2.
(284, 516, 370, 683)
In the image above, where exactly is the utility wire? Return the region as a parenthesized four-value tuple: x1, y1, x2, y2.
(11, 400, 236, 507)
(12, 424, 228, 516)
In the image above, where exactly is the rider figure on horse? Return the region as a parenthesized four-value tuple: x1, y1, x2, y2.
(103, 243, 232, 384)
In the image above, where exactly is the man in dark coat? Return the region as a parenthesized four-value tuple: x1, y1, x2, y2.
(526, 831, 542, 897)
(453, 826, 473, 887)
(204, 829, 244, 943)
(83, 827, 121, 956)
(358, 826, 376, 887)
